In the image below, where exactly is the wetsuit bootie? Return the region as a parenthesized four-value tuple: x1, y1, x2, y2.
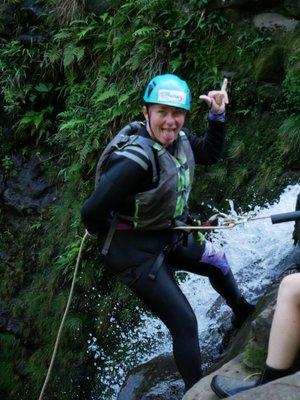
(210, 365, 293, 398)
(231, 296, 255, 328)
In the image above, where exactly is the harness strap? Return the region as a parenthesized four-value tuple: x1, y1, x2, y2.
(133, 136, 158, 183)
(147, 232, 185, 280)
(148, 252, 166, 280)
(101, 215, 118, 256)
(114, 149, 149, 171)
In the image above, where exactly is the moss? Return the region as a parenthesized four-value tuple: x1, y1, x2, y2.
(254, 45, 286, 83)
(242, 339, 267, 372)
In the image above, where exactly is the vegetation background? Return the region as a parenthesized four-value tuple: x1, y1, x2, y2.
(0, 0, 299, 399)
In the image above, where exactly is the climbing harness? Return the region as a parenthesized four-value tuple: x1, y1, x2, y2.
(37, 209, 300, 399)
(38, 231, 89, 400)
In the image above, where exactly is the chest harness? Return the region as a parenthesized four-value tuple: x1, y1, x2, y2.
(95, 121, 195, 256)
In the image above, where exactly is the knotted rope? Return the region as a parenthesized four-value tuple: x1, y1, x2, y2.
(173, 212, 271, 230)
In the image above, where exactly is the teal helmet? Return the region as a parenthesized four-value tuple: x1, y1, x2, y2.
(143, 74, 191, 111)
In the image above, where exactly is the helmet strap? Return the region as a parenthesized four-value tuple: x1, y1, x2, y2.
(145, 104, 156, 141)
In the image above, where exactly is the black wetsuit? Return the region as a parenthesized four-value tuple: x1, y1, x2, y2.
(81, 121, 243, 390)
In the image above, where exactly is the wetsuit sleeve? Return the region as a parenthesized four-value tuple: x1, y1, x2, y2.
(185, 120, 225, 165)
(81, 153, 152, 234)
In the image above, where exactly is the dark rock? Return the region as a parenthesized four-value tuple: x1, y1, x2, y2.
(21, 0, 44, 19)
(254, 45, 286, 83)
(117, 354, 182, 400)
(0, 169, 5, 195)
(0, 3, 15, 25)
(208, 0, 282, 11)
(3, 155, 57, 214)
(251, 301, 275, 348)
(0, 252, 14, 268)
(141, 379, 184, 400)
(220, 70, 237, 80)
(18, 33, 48, 44)
(284, 0, 300, 18)
(253, 13, 299, 32)
(0, 305, 21, 335)
(0, 3, 16, 36)
(223, 9, 242, 21)
(85, 0, 112, 14)
(256, 83, 282, 109)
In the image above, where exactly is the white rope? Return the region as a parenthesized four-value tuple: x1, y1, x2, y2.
(38, 231, 89, 400)
(173, 213, 272, 231)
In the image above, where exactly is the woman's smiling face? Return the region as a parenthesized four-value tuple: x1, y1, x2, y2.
(143, 104, 186, 147)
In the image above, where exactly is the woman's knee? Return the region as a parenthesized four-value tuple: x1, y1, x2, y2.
(170, 309, 198, 337)
(278, 273, 300, 304)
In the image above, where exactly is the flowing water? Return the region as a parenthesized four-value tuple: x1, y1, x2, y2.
(88, 183, 300, 399)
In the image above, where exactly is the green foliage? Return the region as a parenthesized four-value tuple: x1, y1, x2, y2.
(283, 38, 300, 112)
(0, 1, 299, 399)
(19, 106, 53, 142)
(1, 155, 14, 173)
(278, 115, 300, 165)
(242, 339, 267, 372)
(0, 334, 25, 397)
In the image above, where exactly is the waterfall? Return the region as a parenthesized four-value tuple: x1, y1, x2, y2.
(89, 183, 300, 399)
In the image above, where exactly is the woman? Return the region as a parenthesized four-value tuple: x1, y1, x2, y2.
(81, 74, 254, 391)
(211, 273, 300, 397)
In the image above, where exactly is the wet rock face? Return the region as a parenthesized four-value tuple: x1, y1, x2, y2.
(0, 306, 21, 335)
(3, 155, 57, 214)
(21, 0, 44, 21)
(85, 0, 112, 13)
(254, 45, 286, 83)
(253, 12, 299, 32)
(284, 0, 300, 18)
(18, 33, 48, 44)
(140, 379, 184, 400)
(84, 0, 124, 14)
(210, 0, 283, 11)
(0, 3, 16, 37)
(0, 170, 5, 196)
(117, 355, 184, 400)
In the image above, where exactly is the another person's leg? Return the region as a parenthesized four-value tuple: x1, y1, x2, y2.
(211, 273, 300, 398)
(262, 273, 300, 378)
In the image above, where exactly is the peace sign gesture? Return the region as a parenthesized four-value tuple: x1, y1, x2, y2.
(199, 78, 229, 114)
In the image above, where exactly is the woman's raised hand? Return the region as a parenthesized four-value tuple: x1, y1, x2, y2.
(199, 78, 229, 114)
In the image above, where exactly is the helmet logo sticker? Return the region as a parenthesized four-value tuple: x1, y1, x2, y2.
(157, 89, 186, 105)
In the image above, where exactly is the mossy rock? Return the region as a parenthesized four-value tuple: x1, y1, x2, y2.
(283, 0, 300, 18)
(254, 45, 286, 83)
(209, 0, 272, 9)
(242, 340, 267, 371)
(283, 40, 300, 109)
(256, 83, 282, 108)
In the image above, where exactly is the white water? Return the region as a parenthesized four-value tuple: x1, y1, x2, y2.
(89, 183, 300, 399)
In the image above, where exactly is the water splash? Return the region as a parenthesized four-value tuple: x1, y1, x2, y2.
(90, 183, 300, 399)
